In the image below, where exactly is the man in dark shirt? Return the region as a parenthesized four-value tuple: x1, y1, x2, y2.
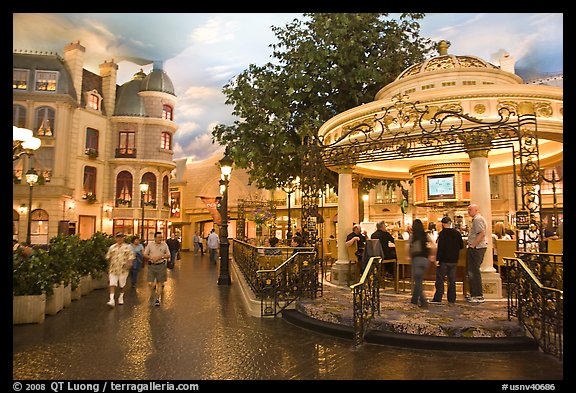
(345, 225, 366, 263)
(370, 220, 396, 275)
(431, 216, 463, 303)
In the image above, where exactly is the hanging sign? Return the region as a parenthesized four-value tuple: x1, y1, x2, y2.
(515, 210, 530, 230)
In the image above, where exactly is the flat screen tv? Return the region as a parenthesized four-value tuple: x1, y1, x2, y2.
(427, 174, 455, 200)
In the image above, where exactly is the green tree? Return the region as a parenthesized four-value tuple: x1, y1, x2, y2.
(212, 13, 434, 191)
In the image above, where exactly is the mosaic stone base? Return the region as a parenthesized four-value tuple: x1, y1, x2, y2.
(297, 284, 525, 338)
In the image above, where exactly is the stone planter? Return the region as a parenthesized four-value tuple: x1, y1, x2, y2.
(63, 283, 72, 307)
(80, 274, 92, 295)
(91, 272, 109, 290)
(71, 285, 82, 300)
(13, 293, 46, 324)
(45, 283, 65, 316)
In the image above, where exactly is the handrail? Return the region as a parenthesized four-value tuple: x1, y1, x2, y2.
(350, 256, 382, 346)
(257, 251, 318, 316)
(504, 255, 563, 360)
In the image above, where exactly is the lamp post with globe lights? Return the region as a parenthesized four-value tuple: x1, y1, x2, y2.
(139, 182, 149, 241)
(25, 168, 39, 245)
(217, 148, 233, 285)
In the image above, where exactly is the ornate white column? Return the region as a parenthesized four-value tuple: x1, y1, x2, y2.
(330, 165, 357, 285)
(468, 148, 502, 298)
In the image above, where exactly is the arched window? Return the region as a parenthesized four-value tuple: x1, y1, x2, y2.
(141, 172, 157, 206)
(162, 104, 173, 121)
(30, 209, 49, 245)
(34, 106, 55, 137)
(160, 132, 172, 150)
(13, 105, 27, 128)
(162, 175, 169, 207)
(116, 171, 133, 207)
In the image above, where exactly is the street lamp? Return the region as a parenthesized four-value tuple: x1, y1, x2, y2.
(281, 176, 300, 242)
(25, 168, 39, 245)
(13, 126, 41, 161)
(217, 148, 233, 285)
(139, 182, 149, 240)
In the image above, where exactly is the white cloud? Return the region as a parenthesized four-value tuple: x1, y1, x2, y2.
(190, 17, 239, 45)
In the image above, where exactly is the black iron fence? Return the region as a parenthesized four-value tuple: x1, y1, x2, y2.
(504, 252, 563, 360)
(232, 239, 319, 316)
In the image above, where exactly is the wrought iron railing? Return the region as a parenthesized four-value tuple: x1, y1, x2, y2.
(504, 252, 563, 360)
(257, 250, 318, 317)
(232, 239, 319, 316)
(350, 256, 382, 346)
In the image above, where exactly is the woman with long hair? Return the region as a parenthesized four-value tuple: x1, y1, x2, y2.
(407, 219, 436, 308)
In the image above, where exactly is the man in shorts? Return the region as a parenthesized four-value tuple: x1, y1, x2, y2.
(144, 231, 171, 306)
(105, 232, 135, 308)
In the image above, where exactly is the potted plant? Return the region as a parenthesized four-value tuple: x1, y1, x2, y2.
(82, 192, 97, 204)
(13, 247, 56, 324)
(86, 232, 114, 289)
(116, 198, 132, 207)
(84, 148, 98, 159)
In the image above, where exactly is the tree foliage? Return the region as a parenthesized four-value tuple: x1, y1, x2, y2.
(212, 13, 434, 191)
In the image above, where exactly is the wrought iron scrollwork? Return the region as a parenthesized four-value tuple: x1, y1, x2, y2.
(351, 256, 382, 346)
(320, 94, 519, 167)
(505, 252, 563, 360)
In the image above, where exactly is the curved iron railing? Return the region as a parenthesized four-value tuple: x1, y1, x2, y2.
(504, 252, 563, 360)
(232, 239, 319, 316)
(258, 250, 318, 317)
(350, 256, 382, 346)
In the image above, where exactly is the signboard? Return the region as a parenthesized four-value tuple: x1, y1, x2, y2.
(516, 210, 530, 230)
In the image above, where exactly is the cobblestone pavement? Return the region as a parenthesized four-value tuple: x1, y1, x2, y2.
(13, 251, 564, 382)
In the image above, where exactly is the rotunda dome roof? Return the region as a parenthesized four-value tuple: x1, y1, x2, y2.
(141, 66, 175, 95)
(114, 70, 147, 116)
(395, 40, 498, 80)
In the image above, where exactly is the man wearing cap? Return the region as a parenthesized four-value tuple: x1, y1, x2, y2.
(105, 232, 135, 308)
(431, 216, 463, 304)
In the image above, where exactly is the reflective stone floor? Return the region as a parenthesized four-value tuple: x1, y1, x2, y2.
(13, 251, 564, 382)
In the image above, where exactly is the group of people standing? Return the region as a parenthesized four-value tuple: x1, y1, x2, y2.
(347, 203, 488, 308)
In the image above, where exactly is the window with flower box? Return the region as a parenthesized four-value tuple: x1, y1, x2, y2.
(13, 69, 28, 90)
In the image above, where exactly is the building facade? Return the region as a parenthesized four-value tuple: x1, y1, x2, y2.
(13, 42, 177, 244)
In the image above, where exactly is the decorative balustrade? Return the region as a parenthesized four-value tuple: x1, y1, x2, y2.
(504, 252, 563, 360)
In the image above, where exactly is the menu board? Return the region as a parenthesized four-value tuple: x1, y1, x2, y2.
(427, 174, 455, 200)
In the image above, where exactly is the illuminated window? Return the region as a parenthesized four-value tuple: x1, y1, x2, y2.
(116, 171, 133, 206)
(13, 69, 28, 90)
(161, 132, 172, 150)
(88, 93, 100, 110)
(35, 71, 58, 91)
(83, 166, 97, 197)
(162, 105, 173, 121)
(34, 106, 55, 136)
(117, 131, 136, 157)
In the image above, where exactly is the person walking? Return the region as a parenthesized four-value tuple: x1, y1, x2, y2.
(466, 204, 488, 304)
(105, 232, 135, 308)
(207, 228, 220, 264)
(129, 235, 144, 288)
(143, 231, 171, 306)
(193, 232, 202, 256)
(407, 219, 436, 308)
(431, 216, 463, 304)
(166, 232, 180, 269)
